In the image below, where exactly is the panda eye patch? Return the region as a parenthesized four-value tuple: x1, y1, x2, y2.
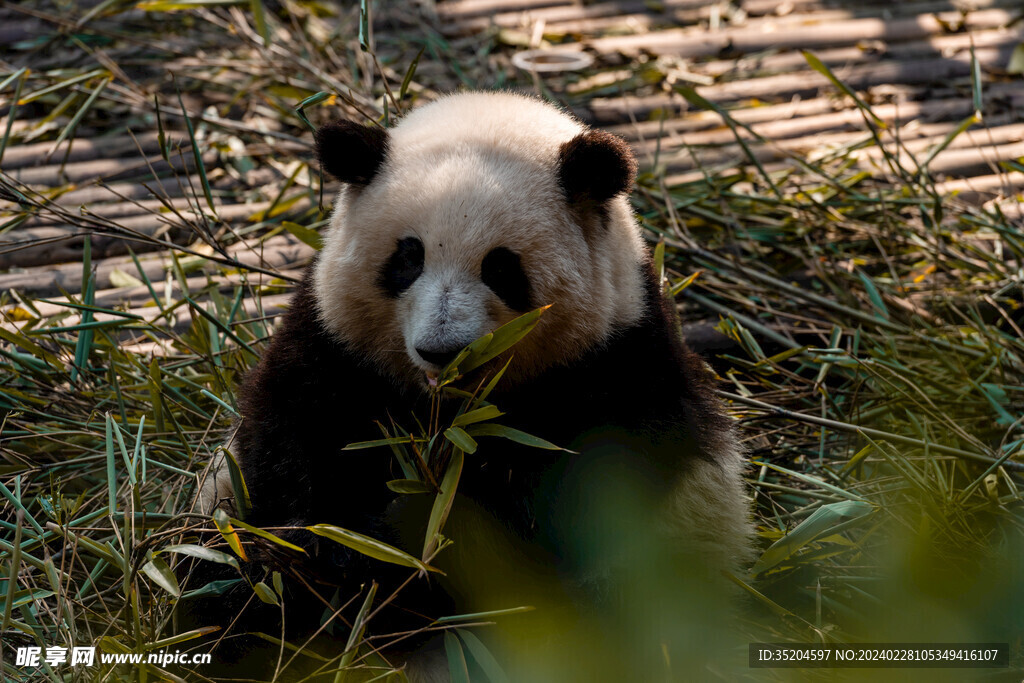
(481, 247, 531, 312)
(377, 237, 424, 297)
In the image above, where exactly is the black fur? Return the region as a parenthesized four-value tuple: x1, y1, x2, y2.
(481, 246, 532, 312)
(558, 129, 638, 207)
(314, 120, 389, 185)
(377, 237, 425, 297)
(186, 256, 731, 669)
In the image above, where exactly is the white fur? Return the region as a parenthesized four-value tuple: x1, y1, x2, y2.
(198, 93, 754, 680)
(314, 92, 647, 387)
(662, 441, 756, 572)
(197, 451, 231, 514)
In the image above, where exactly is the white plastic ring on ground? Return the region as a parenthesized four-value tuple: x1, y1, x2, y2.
(511, 49, 594, 73)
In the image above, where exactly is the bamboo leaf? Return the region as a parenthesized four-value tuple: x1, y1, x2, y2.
(457, 629, 510, 683)
(161, 544, 240, 571)
(423, 448, 464, 559)
(294, 91, 331, 132)
(451, 405, 503, 428)
(400, 47, 425, 100)
(458, 306, 549, 374)
(229, 517, 306, 553)
(281, 221, 323, 250)
(143, 627, 220, 650)
(801, 51, 885, 127)
(142, 557, 181, 597)
(752, 500, 874, 576)
(466, 424, 568, 451)
(444, 632, 471, 683)
(444, 427, 477, 454)
(212, 508, 247, 561)
(253, 581, 278, 605)
(308, 524, 434, 572)
(386, 479, 433, 494)
(343, 435, 421, 451)
(179, 579, 243, 601)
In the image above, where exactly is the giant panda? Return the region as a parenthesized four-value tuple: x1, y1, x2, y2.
(195, 91, 753, 681)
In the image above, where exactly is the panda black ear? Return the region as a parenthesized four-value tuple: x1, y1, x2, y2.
(558, 130, 637, 206)
(314, 120, 389, 185)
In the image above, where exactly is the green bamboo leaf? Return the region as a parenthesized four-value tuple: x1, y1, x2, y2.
(220, 448, 251, 519)
(36, 299, 144, 320)
(459, 306, 549, 374)
(281, 221, 323, 250)
(212, 508, 247, 561)
(308, 524, 433, 572)
(294, 91, 331, 132)
(653, 240, 665, 284)
(72, 238, 96, 381)
(2, 514, 22, 632)
(29, 319, 131, 335)
(801, 51, 885, 128)
(856, 270, 890, 321)
(142, 557, 181, 597)
(176, 90, 217, 217)
(1009, 43, 1024, 74)
(7, 589, 54, 611)
(457, 629, 509, 683)
(105, 414, 117, 515)
(386, 479, 433, 494)
(451, 405, 503, 428)
(53, 75, 111, 148)
(250, 0, 269, 44)
(476, 357, 513, 403)
(434, 605, 534, 624)
(183, 295, 257, 358)
(358, 0, 371, 51)
(444, 632, 471, 683)
(400, 47, 425, 100)
(343, 435, 420, 451)
(18, 69, 105, 104)
(668, 270, 701, 297)
(253, 581, 278, 605)
(340, 582, 377, 668)
(919, 114, 980, 171)
(137, 0, 242, 10)
(673, 85, 782, 197)
(74, 535, 125, 569)
(424, 449, 464, 559)
(0, 68, 26, 165)
(444, 427, 477, 454)
(755, 461, 866, 501)
(161, 544, 240, 571)
(752, 500, 874, 576)
(229, 517, 306, 553)
(0, 326, 63, 369)
(200, 389, 239, 417)
(143, 627, 220, 651)
(466, 424, 568, 451)
(179, 578, 242, 600)
(0, 481, 44, 536)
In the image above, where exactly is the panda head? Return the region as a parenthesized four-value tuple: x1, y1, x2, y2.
(312, 92, 647, 389)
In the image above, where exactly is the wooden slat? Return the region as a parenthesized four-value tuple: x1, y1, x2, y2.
(554, 9, 1017, 59)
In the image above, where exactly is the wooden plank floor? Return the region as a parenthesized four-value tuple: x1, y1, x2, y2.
(1, 0, 1022, 342)
(439, 0, 1024, 206)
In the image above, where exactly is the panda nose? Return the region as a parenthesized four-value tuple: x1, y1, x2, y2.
(415, 346, 462, 368)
